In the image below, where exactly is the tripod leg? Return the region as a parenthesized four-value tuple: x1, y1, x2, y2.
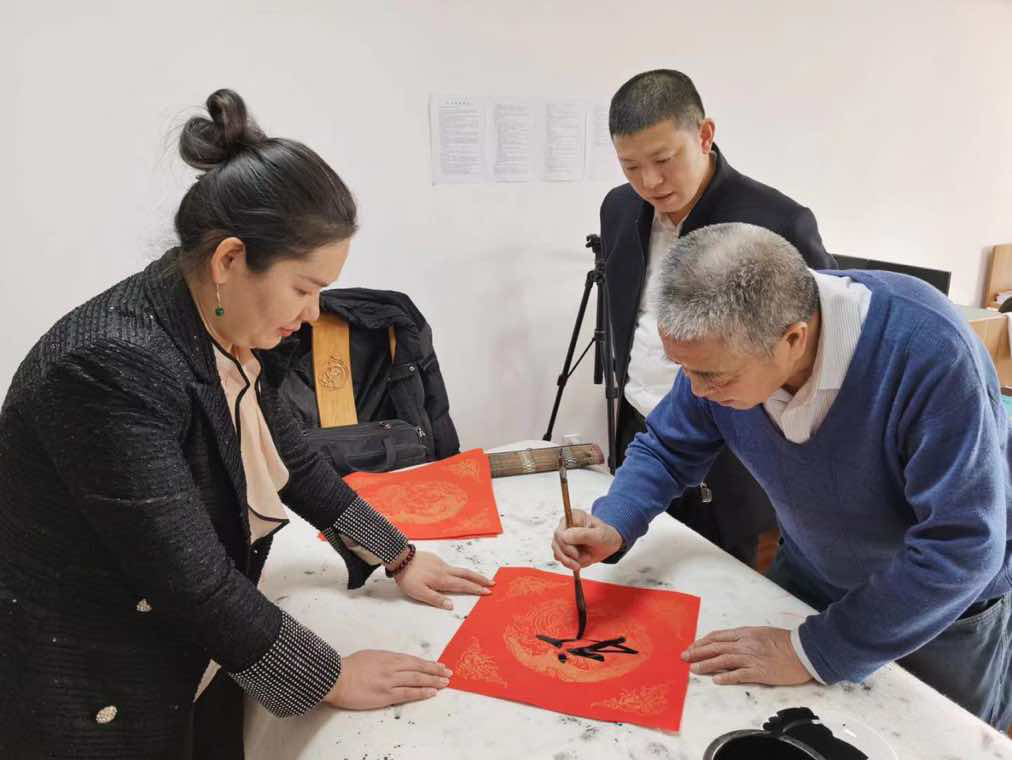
(593, 268, 604, 386)
(543, 270, 596, 441)
(597, 273, 620, 474)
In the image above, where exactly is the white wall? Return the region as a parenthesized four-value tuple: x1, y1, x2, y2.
(5, 0, 1012, 452)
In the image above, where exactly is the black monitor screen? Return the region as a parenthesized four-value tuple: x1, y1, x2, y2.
(830, 255, 951, 296)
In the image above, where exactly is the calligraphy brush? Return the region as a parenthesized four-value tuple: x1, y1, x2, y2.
(558, 452, 588, 639)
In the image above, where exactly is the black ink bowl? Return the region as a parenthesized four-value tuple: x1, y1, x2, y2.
(703, 707, 868, 760)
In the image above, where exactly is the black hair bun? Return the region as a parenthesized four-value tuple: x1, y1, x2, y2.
(179, 89, 267, 171)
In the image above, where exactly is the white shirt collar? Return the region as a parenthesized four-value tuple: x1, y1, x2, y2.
(652, 208, 682, 234)
(769, 270, 869, 404)
(809, 270, 868, 392)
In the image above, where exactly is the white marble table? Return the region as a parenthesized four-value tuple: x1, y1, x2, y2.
(246, 441, 1012, 760)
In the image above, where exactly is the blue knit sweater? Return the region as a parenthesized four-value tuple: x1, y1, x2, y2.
(594, 271, 1012, 684)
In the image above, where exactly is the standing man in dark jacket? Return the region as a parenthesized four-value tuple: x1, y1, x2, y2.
(601, 69, 837, 566)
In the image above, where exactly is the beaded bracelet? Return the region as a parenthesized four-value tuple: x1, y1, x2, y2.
(385, 543, 417, 578)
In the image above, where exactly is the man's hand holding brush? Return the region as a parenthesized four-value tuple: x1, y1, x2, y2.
(552, 508, 625, 571)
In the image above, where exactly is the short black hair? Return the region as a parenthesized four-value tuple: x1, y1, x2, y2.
(609, 69, 706, 137)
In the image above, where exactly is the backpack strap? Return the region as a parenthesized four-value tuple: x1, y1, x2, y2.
(311, 316, 399, 428)
(311, 313, 358, 427)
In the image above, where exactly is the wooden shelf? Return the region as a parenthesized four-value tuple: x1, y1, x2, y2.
(959, 305, 1012, 387)
(982, 243, 1012, 308)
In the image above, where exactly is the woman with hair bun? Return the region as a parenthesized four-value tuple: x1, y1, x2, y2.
(0, 89, 491, 758)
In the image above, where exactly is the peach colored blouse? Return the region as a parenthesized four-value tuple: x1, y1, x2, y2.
(211, 343, 291, 543)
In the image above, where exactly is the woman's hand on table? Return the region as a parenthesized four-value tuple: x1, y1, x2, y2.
(552, 508, 624, 571)
(393, 549, 494, 610)
(681, 626, 813, 686)
(323, 650, 452, 709)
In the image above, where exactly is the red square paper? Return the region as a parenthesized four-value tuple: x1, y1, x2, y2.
(342, 449, 502, 540)
(438, 567, 700, 732)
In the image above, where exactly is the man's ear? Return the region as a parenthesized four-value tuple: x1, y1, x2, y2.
(699, 118, 716, 154)
(208, 237, 246, 285)
(783, 321, 808, 353)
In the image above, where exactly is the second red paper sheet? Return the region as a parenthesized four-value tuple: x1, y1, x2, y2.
(439, 567, 700, 732)
(342, 448, 502, 540)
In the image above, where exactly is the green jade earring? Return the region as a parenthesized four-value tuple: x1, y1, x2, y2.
(215, 284, 225, 317)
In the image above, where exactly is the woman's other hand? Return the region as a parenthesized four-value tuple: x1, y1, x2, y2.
(323, 651, 451, 709)
(391, 549, 494, 610)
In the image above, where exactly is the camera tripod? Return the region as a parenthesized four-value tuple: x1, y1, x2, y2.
(543, 233, 620, 474)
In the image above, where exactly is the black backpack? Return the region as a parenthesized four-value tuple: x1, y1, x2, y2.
(279, 288, 460, 475)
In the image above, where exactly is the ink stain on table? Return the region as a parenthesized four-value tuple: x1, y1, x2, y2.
(646, 742, 674, 759)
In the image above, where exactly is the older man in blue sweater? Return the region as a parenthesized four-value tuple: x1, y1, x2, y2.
(553, 223, 1012, 729)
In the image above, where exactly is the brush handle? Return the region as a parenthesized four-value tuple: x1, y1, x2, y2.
(559, 454, 588, 638)
(559, 454, 575, 528)
(558, 455, 581, 579)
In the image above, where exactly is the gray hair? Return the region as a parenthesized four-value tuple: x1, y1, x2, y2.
(652, 223, 820, 356)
